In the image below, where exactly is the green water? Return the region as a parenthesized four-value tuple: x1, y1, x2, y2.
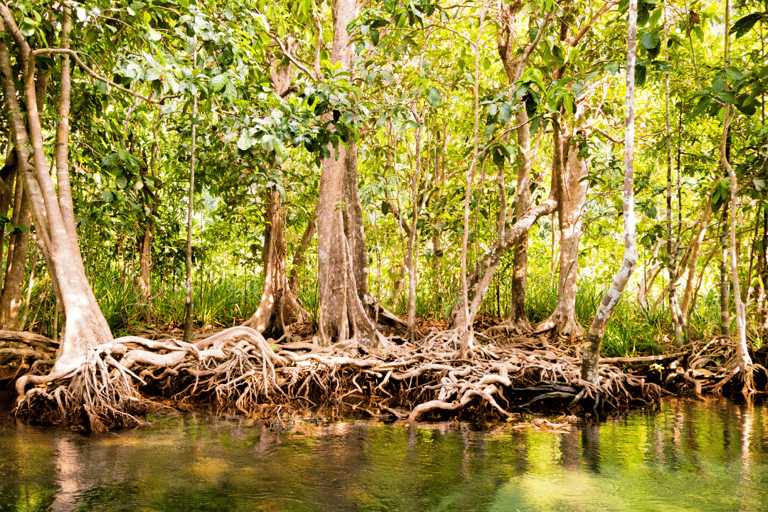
(0, 398, 766, 511)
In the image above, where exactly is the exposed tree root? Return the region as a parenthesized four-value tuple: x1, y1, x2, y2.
(11, 325, 671, 431)
(666, 335, 764, 397)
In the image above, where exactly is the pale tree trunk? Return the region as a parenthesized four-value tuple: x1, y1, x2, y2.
(663, 0, 684, 347)
(719, 204, 731, 336)
(452, 1, 553, 334)
(680, 196, 712, 321)
(0, 6, 113, 374)
(757, 209, 767, 331)
(582, 0, 637, 383)
(317, 0, 380, 346)
(457, 0, 491, 358)
(535, 118, 588, 336)
(720, 0, 752, 380)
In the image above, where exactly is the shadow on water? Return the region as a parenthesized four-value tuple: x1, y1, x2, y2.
(0, 397, 767, 511)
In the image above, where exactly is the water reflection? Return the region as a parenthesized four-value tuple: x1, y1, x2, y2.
(0, 398, 766, 511)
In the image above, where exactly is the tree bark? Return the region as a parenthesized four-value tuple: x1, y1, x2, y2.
(720, 0, 752, 378)
(244, 188, 307, 336)
(0, 6, 113, 375)
(535, 119, 588, 336)
(582, 0, 637, 383)
(680, 196, 712, 320)
(719, 204, 731, 336)
(317, 0, 379, 346)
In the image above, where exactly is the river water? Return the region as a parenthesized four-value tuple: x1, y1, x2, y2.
(0, 397, 766, 511)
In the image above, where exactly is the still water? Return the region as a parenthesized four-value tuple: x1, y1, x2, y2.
(0, 398, 766, 511)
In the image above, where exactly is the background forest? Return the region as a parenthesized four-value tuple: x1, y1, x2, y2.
(1, 0, 767, 363)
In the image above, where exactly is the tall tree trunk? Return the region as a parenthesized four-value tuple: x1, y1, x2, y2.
(451, 0, 555, 333)
(582, 0, 637, 383)
(317, 0, 380, 346)
(535, 120, 588, 336)
(0, 178, 31, 329)
(406, 118, 422, 342)
(183, 42, 198, 344)
(680, 196, 712, 320)
(719, 204, 731, 336)
(506, 109, 533, 332)
(0, 6, 113, 375)
(720, 0, 752, 380)
(757, 207, 767, 331)
(664, 0, 684, 347)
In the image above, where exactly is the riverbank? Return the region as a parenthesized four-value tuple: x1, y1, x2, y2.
(2, 321, 763, 432)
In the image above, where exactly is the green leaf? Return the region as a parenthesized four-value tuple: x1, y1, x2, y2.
(641, 31, 660, 49)
(148, 28, 162, 41)
(210, 74, 227, 92)
(401, 119, 420, 131)
(102, 189, 114, 202)
(426, 87, 442, 108)
(691, 96, 711, 117)
(237, 131, 253, 151)
(144, 68, 161, 82)
(116, 175, 128, 189)
(634, 64, 647, 87)
(381, 70, 393, 85)
(732, 12, 765, 38)
(224, 81, 237, 103)
(725, 66, 743, 81)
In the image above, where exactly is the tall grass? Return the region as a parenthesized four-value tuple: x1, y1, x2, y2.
(22, 261, 731, 358)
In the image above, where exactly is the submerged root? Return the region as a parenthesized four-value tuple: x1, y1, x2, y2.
(13, 325, 668, 431)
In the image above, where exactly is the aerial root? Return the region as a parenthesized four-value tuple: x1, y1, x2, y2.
(12, 326, 667, 431)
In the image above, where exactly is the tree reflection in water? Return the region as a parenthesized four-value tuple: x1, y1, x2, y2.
(0, 399, 767, 511)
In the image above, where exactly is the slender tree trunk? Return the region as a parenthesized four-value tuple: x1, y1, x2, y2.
(719, 204, 731, 336)
(582, 0, 637, 383)
(406, 119, 422, 342)
(0, 180, 31, 329)
(506, 109, 533, 332)
(183, 43, 198, 344)
(680, 196, 712, 319)
(664, 0, 684, 347)
(288, 218, 316, 293)
(758, 207, 768, 331)
(720, 0, 752, 378)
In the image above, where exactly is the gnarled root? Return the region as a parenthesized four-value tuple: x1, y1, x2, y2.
(13, 325, 667, 431)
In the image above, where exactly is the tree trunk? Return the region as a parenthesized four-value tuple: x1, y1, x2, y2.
(317, 0, 379, 346)
(680, 196, 712, 319)
(582, 0, 637, 383)
(663, 1, 684, 347)
(535, 120, 588, 337)
(719, 204, 731, 336)
(0, 179, 31, 329)
(0, 6, 113, 375)
(506, 109, 533, 332)
(720, 0, 752, 379)
(244, 188, 307, 336)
